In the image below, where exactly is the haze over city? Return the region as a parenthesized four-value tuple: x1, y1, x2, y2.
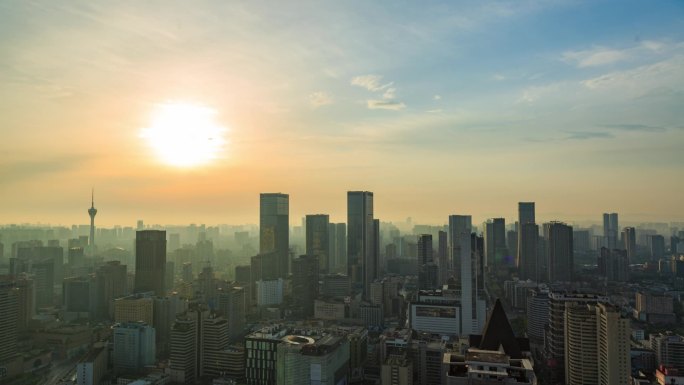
(2, 1, 684, 226)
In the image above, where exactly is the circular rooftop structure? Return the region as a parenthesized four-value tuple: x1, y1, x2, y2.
(283, 335, 315, 345)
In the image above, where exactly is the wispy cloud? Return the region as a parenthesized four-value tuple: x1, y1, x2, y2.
(367, 100, 406, 111)
(351, 75, 392, 91)
(600, 123, 666, 132)
(308, 91, 333, 108)
(562, 47, 628, 68)
(564, 131, 613, 140)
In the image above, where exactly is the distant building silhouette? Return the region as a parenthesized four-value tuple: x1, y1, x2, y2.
(134, 230, 167, 296)
(545, 222, 574, 282)
(603, 213, 619, 250)
(305, 214, 329, 273)
(259, 193, 289, 279)
(347, 191, 375, 299)
(87, 189, 97, 256)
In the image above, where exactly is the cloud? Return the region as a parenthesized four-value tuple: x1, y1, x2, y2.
(351, 75, 392, 91)
(367, 100, 406, 111)
(308, 91, 333, 108)
(601, 123, 666, 132)
(492, 74, 506, 81)
(582, 55, 684, 90)
(433, 95, 442, 100)
(382, 87, 396, 100)
(564, 131, 613, 140)
(563, 47, 628, 68)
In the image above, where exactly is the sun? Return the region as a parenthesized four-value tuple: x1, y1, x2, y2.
(141, 102, 227, 167)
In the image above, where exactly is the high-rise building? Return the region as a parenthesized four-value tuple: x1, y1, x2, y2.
(246, 324, 290, 385)
(32, 258, 54, 309)
(526, 288, 549, 346)
(328, 223, 347, 274)
(564, 302, 631, 385)
(449, 215, 485, 335)
(598, 248, 629, 282)
(381, 355, 413, 385)
(518, 223, 540, 282)
(112, 322, 156, 374)
(114, 293, 154, 325)
(134, 230, 166, 296)
(622, 227, 637, 259)
(87, 189, 97, 256)
(603, 213, 619, 250)
(0, 280, 18, 364)
(347, 191, 375, 299)
(650, 332, 684, 371)
(519, 202, 535, 225)
(259, 193, 289, 279)
(545, 222, 574, 282)
(651, 235, 666, 260)
(95, 261, 128, 319)
(417, 234, 433, 265)
(306, 215, 329, 273)
(170, 307, 203, 384)
(546, 292, 608, 383)
(437, 231, 448, 285)
(63, 275, 97, 319)
(483, 218, 507, 267)
(202, 314, 231, 378)
(217, 287, 246, 342)
(291, 255, 319, 317)
(417, 234, 438, 291)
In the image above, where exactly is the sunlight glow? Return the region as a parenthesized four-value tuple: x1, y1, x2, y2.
(141, 102, 227, 167)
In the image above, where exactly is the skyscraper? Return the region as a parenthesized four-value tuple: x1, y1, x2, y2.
(622, 227, 636, 259)
(519, 202, 535, 225)
(306, 214, 329, 273)
(449, 215, 485, 335)
(437, 230, 448, 285)
(483, 218, 506, 267)
(260, 193, 289, 279)
(603, 213, 619, 250)
(347, 191, 375, 299)
(517, 202, 538, 282)
(0, 280, 18, 364)
(88, 189, 97, 256)
(291, 254, 319, 317)
(417, 234, 438, 290)
(518, 223, 540, 281)
(134, 230, 167, 296)
(112, 322, 156, 374)
(546, 222, 574, 282)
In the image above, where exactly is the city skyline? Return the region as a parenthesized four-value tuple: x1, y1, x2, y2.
(1, 1, 684, 225)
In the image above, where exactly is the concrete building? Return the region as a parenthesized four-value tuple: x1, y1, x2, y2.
(112, 322, 156, 374)
(134, 230, 167, 296)
(598, 248, 629, 282)
(276, 334, 350, 385)
(347, 191, 375, 299)
(382, 355, 413, 385)
(483, 218, 507, 268)
(256, 278, 283, 306)
(651, 332, 684, 370)
(623, 227, 637, 260)
(115, 293, 154, 325)
(545, 222, 574, 282)
(260, 193, 290, 279)
(0, 280, 18, 364)
(291, 255, 319, 317)
(245, 324, 290, 385)
(76, 346, 107, 385)
(603, 213, 619, 250)
(306, 214, 330, 273)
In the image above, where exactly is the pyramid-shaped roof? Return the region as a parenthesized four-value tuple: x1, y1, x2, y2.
(476, 298, 524, 359)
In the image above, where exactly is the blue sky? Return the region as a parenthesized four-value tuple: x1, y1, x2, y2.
(1, 1, 683, 225)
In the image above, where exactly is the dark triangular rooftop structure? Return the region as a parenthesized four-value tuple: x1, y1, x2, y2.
(468, 298, 527, 359)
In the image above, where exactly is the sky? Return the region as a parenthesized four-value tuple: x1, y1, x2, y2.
(1, 0, 683, 227)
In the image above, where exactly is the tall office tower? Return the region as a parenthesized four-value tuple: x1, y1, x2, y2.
(546, 292, 608, 384)
(603, 213, 619, 250)
(518, 223, 539, 282)
(546, 222, 574, 282)
(134, 230, 167, 296)
(347, 191, 375, 299)
(13, 275, 34, 331)
(170, 304, 209, 384)
(417, 234, 433, 265)
(292, 255, 319, 318)
(519, 202, 536, 225)
(96, 261, 128, 319)
(437, 231, 448, 285)
(202, 315, 231, 378)
(259, 193, 289, 279)
(449, 215, 484, 335)
(526, 288, 549, 346)
(650, 235, 666, 260)
(32, 258, 54, 309)
(622, 227, 636, 259)
(597, 248, 629, 282)
(63, 275, 97, 319)
(0, 280, 18, 364)
(68, 247, 85, 268)
(217, 287, 246, 342)
(112, 322, 156, 374)
(87, 189, 97, 256)
(246, 325, 290, 385)
(306, 215, 329, 273)
(564, 303, 631, 385)
(327, 223, 347, 274)
(374, 219, 381, 275)
(483, 218, 507, 267)
(417, 234, 438, 290)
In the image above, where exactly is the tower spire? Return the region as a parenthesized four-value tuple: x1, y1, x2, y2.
(91, 187, 94, 208)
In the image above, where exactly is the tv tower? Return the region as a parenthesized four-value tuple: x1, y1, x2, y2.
(88, 188, 97, 255)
